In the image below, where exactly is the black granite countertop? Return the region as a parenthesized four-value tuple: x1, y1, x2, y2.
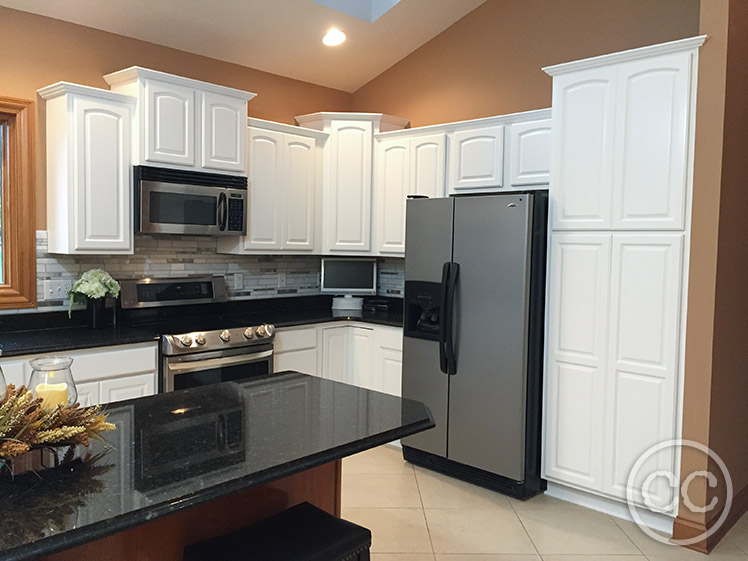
(0, 296, 403, 357)
(0, 373, 433, 561)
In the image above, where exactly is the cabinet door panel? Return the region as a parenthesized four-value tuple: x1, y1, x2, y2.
(351, 327, 374, 390)
(202, 92, 245, 172)
(283, 134, 316, 250)
(99, 373, 156, 404)
(411, 133, 446, 198)
(144, 79, 195, 166)
(74, 97, 132, 251)
(321, 326, 349, 383)
(327, 121, 372, 251)
(551, 68, 616, 229)
(508, 119, 552, 187)
(613, 53, 691, 230)
(376, 138, 409, 254)
(448, 125, 504, 193)
(275, 349, 318, 376)
(245, 128, 283, 250)
(603, 234, 682, 504)
(76, 381, 101, 407)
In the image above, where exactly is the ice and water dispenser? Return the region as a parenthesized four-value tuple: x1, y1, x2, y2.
(403, 281, 442, 341)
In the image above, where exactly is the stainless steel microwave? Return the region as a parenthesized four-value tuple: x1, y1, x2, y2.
(135, 165, 247, 236)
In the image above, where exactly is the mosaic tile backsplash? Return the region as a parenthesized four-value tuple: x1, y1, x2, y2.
(0, 232, 404, 315)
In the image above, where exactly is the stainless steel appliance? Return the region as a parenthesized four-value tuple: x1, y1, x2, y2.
(134, 165, 247, 236)
(120, 276, 275, 392)
(401, 192, 548, 500)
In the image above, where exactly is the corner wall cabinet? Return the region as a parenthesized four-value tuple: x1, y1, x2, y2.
(2, 343, 158, 406)
(217, 119, 326, 255)
(39, 83, 136, 255)
(542, 35, 706, 514)
(295, 113, 409, 255)
(104, 66, 256, 174)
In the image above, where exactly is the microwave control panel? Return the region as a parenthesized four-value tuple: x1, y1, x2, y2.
(228, 198, 245, 232)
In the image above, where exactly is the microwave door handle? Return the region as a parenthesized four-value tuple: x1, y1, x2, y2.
(217, 192, 227, 231)
(167, 350, 273, 374)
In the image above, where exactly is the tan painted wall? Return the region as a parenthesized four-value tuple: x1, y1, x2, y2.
(0, 7, 352, 229)
(352, 0, 700, 126)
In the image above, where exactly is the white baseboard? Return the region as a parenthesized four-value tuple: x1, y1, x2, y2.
(546, 482, 674, 535)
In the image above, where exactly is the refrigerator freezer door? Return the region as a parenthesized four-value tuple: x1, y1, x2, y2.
(401, 197, 454, 455)
(448, 194, 533, 480)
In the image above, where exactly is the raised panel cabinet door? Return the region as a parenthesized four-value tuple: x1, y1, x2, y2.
(201, 91, 246, 172)
(448, 125, 504, 193)
(544, 233, 611, 491)
(283, 133, 316, 251)
(551, 67, 616, 230)
(612, 53, 692, 230)
(327, 120, 373, 252)
(411, 133, 446, 198)
(321, 326, 350, 384)
(75, 381, 101, 407)
(375, 326, 403, 397)
(350, 326, 374, 390)
(602, 233, 683, 507)
(244, 127, 283, 250)
(274, 349, 319, 376)
(508, 119, 552, 187)
(73, 96, 132, 252)
(375, 138, 410, 254)
(99, 373, 156, 405)
(144, 79, 195, 166)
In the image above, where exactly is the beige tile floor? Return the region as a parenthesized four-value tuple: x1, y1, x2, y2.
(341, 445, 748, 561)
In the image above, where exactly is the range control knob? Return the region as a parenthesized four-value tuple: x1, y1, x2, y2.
(257, 324, 275, 338)
(243, 327, 255, 339)
(265, 324, 275, 337)
(256, 325, 267, 337)
(219, 330, 232, 342)
(195, 334, 207, 345)
(178, 335, 193, 347)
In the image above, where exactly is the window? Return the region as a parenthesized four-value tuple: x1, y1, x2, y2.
(0, 97, 36, 309)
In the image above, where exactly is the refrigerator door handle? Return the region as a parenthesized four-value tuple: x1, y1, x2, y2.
(438, 262, 451, 374)
(445, 262, 459, 375)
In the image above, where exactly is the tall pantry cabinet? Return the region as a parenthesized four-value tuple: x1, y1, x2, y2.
(542, 36, 706, 513)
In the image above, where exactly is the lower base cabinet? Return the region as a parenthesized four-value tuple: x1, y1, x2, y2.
(275, 323, 402, 397)
(2, 342, 157, 406)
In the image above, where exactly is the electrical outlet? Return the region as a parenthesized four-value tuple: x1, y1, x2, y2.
(233, 273, 243, 290)
(43, 279, 73, 300)
(278, 272, 287, 288)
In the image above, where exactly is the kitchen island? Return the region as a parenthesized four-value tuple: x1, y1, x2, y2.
(0, 373, 433, 561)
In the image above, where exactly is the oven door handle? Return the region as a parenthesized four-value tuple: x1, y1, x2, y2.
(167, 350, 274, 374)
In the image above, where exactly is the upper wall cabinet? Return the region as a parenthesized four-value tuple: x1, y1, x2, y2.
(507, 118, 552, 188)
(104, 67, 256, 174)
(39, 83, 136, 254)
(448, 124, 504, 193)
(295, 113, 409, 255)
(547, 49, 695, 231)
(374, 133, 446, 255)
(217, 119, 327, 255)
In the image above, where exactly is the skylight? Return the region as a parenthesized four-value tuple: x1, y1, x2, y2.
(312, 0, 401, 23)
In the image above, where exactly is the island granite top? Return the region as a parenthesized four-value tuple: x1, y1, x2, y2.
(0, 373, 433, 561)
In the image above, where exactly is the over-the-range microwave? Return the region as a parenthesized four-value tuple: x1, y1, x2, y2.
(134, 165, 247, 236)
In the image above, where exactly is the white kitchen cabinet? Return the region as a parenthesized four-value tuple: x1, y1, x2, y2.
(104, 66, 256, 174)
(0, 342, 158, 406)
(448, 125, 504, 194)
(321, 325, 351, 384)
(295, 112, 409, 255)
(375, 133, 445, 255)
(350, 326, 375, 390)
(282, 133, 317, 250)
(373, 326, 403, 397)
(548, 51, 694, 231)
(39, 83, 135, 254)
(507, 118, 552, 188)
(274, 326, 320, 376)
(244, 127, 283, 250)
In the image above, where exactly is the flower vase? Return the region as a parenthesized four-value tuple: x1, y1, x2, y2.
(87, 298, 106, 329)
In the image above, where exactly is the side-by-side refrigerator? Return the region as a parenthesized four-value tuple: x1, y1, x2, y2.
(401, 192, 547, 499)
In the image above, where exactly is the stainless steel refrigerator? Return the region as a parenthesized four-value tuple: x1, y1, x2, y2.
(401, 192, 547, 499)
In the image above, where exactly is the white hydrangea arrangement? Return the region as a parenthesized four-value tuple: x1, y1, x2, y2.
(67, 269, 121, 318)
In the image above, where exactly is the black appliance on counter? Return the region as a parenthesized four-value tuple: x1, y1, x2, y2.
(401, 192, 548, 500)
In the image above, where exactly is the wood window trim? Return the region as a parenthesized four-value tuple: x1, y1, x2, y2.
(0, 96, 36, 309)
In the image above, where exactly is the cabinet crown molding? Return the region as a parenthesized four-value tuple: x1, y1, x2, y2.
(542, 35, 707, 76)
(103, 66, 257, 101)
(295, 112, 410, 131)
(37, 81, 136, 104)
(247, 117, 329, 140)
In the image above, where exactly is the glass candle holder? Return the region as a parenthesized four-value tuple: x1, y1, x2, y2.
(28, 356, 77, 409)
(0, 363, 6, 402)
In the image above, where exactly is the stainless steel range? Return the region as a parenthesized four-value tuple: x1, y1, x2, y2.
(120, 276, 275, 392)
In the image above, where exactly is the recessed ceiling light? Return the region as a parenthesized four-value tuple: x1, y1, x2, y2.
(322, 28, 346, 46)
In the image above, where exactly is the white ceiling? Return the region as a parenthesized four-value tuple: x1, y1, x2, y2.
(0, 0, 486, 92)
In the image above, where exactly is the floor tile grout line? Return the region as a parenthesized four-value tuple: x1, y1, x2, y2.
(511, 500, 543, 557)
(611, 514, 649, 556)
(413, 464, 437, 557)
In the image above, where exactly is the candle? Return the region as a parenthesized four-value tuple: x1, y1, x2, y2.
(35, 382, 69, 409)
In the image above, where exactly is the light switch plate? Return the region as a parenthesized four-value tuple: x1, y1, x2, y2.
(278, 272, 287, 288)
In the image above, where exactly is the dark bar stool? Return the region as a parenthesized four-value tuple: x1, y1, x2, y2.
(183, 502, 371, 561)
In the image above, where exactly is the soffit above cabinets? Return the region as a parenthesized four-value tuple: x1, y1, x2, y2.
(0, 0, 486, 93)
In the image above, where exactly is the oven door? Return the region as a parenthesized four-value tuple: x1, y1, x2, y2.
(163, 344, 274, 392)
